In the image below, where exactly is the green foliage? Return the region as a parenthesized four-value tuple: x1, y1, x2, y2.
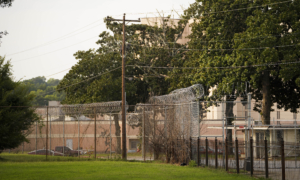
(180, 0, 300, 123)
(188, 160, 197, 167)
(0, 56, 39, 152)
(23, 77, 65, 106)
(58, 16, 187, 105)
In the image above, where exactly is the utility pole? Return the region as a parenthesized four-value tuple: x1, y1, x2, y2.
(107, 14, 140, 160)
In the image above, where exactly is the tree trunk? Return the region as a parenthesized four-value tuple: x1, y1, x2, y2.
(113, 114, 121, 154)
(262, 71, 271, 125)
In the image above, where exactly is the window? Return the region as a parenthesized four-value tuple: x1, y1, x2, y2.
(277, 111, 280, 119)
(245, 111, 248, 118)
(131, 141, 137, 149)
(293, 113, 297, 120)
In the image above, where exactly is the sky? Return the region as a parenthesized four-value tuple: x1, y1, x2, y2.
(0, 0, 193, 81)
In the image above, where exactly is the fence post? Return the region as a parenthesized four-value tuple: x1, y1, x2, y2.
(35, 121, 37, 155)
(250, 137, 253, 176)
(197, 137, 200, 166)
(46, 106, 48, 160)
(49, 115, 51, 156)
(94, 107, 96, 160)
(264, 138, 268, 179)
(22, 140, 24, 154)
(78, 117, 80, 158)
(225, 137, 228, 171)
(281, 138, 285, 180)
(190, 136, 192, 162)
(206, 137, 208, 167)
(63, 115, 65, 157)
(215, 137, 218, 169)
(143, 107, 145, 162)
(110, 112, 112, 158)
(235, 137, 239, 174)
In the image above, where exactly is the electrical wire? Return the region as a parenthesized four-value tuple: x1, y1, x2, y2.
(11, 36, 97, 63)
(40, 66, 122, 96)
(127, 60, 300, 70)
(108, 0, 293, 17)
(6, 22, 104, 56)
(129, 42, 300, 52)
(45, 68, 72, 78)
(201, 0, 293, 15)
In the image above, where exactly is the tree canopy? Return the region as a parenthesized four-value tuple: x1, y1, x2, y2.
(180, 0, 300, 125)
(58, 16, 187, 105)
(0, 56, 39, 152)
(23, 76, 66, 106)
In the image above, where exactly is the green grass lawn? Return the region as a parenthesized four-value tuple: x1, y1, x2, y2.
(0, 154, 262, 180)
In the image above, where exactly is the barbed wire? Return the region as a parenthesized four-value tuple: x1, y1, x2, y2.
(149, 84, 204, 104)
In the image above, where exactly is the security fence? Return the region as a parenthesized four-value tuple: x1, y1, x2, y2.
(3, 86, 300, 180)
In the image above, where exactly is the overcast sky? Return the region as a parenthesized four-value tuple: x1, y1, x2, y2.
(0, 0, 193, 81)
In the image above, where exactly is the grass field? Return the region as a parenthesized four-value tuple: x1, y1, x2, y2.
(0, 154, 263, 180)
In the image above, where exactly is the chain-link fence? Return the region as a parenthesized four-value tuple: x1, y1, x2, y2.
(3, 93, 300, 179)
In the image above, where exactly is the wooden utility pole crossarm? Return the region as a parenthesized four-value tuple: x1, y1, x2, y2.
(107, 14, 140, 160)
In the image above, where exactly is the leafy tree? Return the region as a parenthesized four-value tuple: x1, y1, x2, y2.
(229, 0, 300, 125)
(57, 16, 187, 153)
(180, 0, 300, 132)
(175, 0, 252, 143)
(0, 56, 39, 153)
(23, 76, 65, 106)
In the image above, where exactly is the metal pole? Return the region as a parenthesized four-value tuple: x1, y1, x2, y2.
(247, 93, 251, 160)
(35, 121, 37, 155)
(121, 13, 127, 160)
(49, 115, 51, 155)
(205, 137, 208, 167)
(63, 115, 65, 157)
(46, 106, 48, 160)
(295, 119, 297, 168)
(197, 137, 200, 166)
(225, 137, 228, 171)
(222, 101, 225, 165)
(153, 107, 156, 160)
(250, 137, 253, 176)
(215, 137, 218, 169)
(281, 139, 285, 180)
(94, 107, 96, 159)
(190, 136, 192, 162)
(110, 112, 112, 158)
(143, 107, 145, 161)
(235, 138, 239, 174)
(78, 117, 80, 158)
(264, 138, 268, 179)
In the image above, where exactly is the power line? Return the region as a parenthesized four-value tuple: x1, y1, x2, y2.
(6, 22, 104, 56)
(130, 42, 300, 52)
(11, 36, 97, 63)
(40, 66, 122, 96)
(108, 0, 292, 17)
(195, 0, 293, 15)
(128, 60, 300, 70)
(45, 68, 72, 78)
